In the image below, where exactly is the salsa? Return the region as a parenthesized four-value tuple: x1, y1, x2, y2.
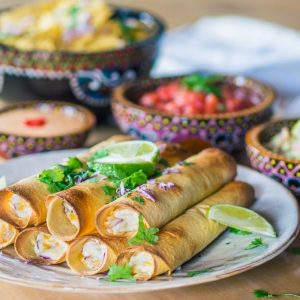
(266, 120, 300, 160)
(139, 75, 262, 115)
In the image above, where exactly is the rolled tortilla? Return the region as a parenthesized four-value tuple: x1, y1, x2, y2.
(46, 140, 209, 241)
(0, 219, 18, 249)
(0, 135, 131, 228)
(66, 235, 128, 275)
(116, 181, 255, 280)
(96, 148, 237, 239)
(14, 225, 69, 265)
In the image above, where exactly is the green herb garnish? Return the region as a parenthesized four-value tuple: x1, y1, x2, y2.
(88, 150, 108, 162)
(288, 247, 300, 255)
(106, 264, 135, 282)
(187, 267, 212, 277)
(182, 74, 224, 97)
(102, 185, 117, 201)
(129, 214, 159, 245)
(254, 289, 300, 298)
(229, 227, 252, 235)
(245, 238, 266, 250)
(118, 20, 136, 43)
(120, 170, 148, 190)
(131, 196, 145, 205)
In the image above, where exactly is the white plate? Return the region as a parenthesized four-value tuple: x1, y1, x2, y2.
(0, 150, 298, 293)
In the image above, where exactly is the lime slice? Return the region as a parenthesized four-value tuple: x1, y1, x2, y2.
(291, 119, 300, 137)
(0, 176, 6, 190)
(91, 141, 159, 176)
(207, 204, 276, 238)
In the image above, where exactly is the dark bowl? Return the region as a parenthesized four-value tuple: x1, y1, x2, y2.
(112, 75, 275, 152)
(0, 7, 165, 109)
(0, 101, 96, 158)
(246, 118, 300, 196)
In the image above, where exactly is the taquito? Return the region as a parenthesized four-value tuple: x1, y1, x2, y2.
(96, 148, 236, 239)
(66, 235, 128, 275)
(0, 135, 131, 228)
(46, 140, 210, 241)
(14, 225, 69, 265)
(116, 181, 255, 280)
(0, 219, 18, 249)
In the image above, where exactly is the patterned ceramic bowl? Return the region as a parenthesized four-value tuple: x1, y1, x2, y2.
(246, 119, 300, 196)
(112, 76, 275, 152)
(0, 8, 165, 108)
(0, 101, 96, 158)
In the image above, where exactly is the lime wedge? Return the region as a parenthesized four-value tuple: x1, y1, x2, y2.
(0, 176, 6, 190)
(91, 141, 159, 176)
(207, 204, 276, 238)
(291, 119, 300, 137)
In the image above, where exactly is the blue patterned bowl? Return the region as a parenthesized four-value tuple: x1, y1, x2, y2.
(246, 119, 300, 196)
(0, 8, 165, 109)
(112, 75, 275, 152)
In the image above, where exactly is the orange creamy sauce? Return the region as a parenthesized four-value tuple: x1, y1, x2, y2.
(0, 106, 87, 137)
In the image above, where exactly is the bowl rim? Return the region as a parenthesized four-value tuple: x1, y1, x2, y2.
(245, 117, 300, 164)
(112, 75, 275, 120)
(0, 6, 165, 57)
(0, 100, 96, 139)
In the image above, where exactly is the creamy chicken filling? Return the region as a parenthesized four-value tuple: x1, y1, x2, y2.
(9, 194, 32, 220)
(0, 219, 15, 244)
(128, 251, 154, 277)
(81, 239, 107, 271)
(105, 209, 139, 234)
(34, 232, 68, 261)
(63, 201, 79, 229)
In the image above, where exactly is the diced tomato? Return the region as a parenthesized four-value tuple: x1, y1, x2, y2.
(156, 82, 180, 101)
(24, 118, 47, 127)
(204, 94, 218, 114)
(140, 92, 159, 107)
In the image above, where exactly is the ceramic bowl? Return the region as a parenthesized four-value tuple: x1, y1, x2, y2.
(246, 118, 300, 196)
(0, 101, 96, 158)
(0, 8, 165, 108)
(112, 75, 275, 152)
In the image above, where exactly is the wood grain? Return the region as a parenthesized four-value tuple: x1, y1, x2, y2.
(0, 0, 300, 299)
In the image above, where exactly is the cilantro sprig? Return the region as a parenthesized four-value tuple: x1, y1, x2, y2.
(187, 267, 212, 277)
(38, 157, 90, 193)
(254, 289, 300, 298)
(106, 264, 135, 282)
(88, 150, 108, 162)
(182, 74, 224, 97)
(245, 238, 266, 250)
(129, 214, 159, 245)
(131, 195, 145, 205)
(229, 227, 252, 235)
(102, 185, 117, 201)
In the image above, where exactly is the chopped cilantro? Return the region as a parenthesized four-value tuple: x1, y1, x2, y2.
(89, 150, 108, 162)
(245, 238, 266, 250)
(254, 289, 300, 298)
(102, 185, 117, 201)
(66, 156, 83, 169)
(131, 196, 145, 205)
(129, 214, 159, 245)
(121, 170, 148, 190)
(187, 267, 212, 277)
(106, 264, 135, 282)
(229, 227, 252, 235)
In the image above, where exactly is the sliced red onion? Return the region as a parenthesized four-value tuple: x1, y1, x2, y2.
(76, 176, 83, 184)
(111, 218, 124, 228)
(137, 186, 157, 202)
(162, 168, 181, 175)
(116, 181, 130, 197)
(159, 182, 176, 190)
(147, 179, 157, 185)
(39, 255, 51, 260)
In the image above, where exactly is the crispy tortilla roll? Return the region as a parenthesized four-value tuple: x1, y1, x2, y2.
(14, 225, 69, 265)
(66, 235, 128, 275)
(116, 181, 255, 280)
(0, 219, 18, 249)
(96, 148, 236, 239)
(46, 140, 209, 242)
(0, 135, 131, 228)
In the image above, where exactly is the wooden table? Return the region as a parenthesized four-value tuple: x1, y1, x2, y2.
(1, 0, 300, 299)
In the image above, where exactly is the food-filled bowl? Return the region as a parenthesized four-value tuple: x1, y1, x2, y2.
(0, 101, 96, 158)
(0, 0, 165, 109)
(246, 118, 300, 196)
(112, 74, 275, 152)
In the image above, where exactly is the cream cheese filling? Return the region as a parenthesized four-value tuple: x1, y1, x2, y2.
(105, 209, 139, 234)
(9, 194, 32, 220)
(63, 201, 79, 229)
(0, 219, 15, 244)
(34, 232, 68, 261)
(128, 251, 154, 277)
(81, 239, 107, 271)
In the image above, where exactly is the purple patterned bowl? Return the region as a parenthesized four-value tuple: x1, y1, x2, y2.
(112, 75, 275, 152)
(0, 8, 165, 109)
(246, 119, 300, 196)
(0, 101, 96, 158)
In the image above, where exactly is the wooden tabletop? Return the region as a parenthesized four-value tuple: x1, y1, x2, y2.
(1, 0, 300, 299)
